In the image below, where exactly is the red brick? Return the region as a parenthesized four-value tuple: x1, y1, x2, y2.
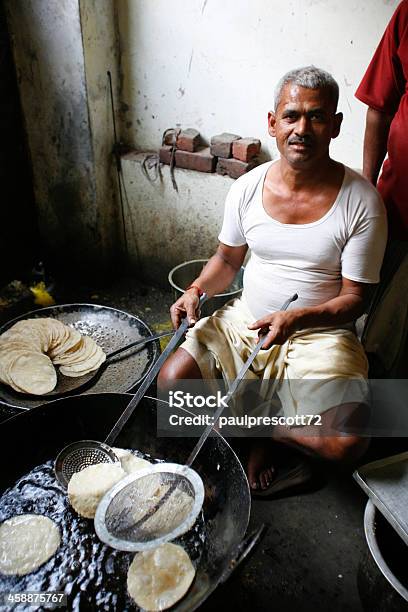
(216, 156, 257, 179)
(175, 147, 216, 172)
(176, 128, 201, 152)
(232, 138, 261, 162)
(163, 129, 177, 145)
(210, 132, 241, 158)
(159, 145, 172, 164)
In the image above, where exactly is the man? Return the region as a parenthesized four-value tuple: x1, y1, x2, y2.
(159, 66, 387, 493)
(355, 0, 408, 375)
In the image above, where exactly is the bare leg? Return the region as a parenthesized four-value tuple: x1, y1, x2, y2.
(159, 347, 276, 489)
(271, 402, 370, 463)
(157, 347, 202, 393)
(160, 354, 370, 489)
(247, 402, 370, 491)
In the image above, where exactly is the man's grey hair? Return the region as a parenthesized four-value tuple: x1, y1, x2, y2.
(274, 66, 339, 111)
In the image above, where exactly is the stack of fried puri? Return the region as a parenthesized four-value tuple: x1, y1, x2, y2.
(0, 318, 106, 395)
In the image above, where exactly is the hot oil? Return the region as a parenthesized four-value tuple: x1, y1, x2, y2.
(0, 453, 206, 611)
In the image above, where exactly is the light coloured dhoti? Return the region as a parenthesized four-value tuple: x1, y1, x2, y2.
(181, 296, 369, 419)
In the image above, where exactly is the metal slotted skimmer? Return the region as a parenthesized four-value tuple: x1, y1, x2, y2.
(95, 463, 204, 552)
(56, 294, 298, 552)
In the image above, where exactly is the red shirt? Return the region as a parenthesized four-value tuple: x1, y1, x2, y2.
(355, 0, 408, 239)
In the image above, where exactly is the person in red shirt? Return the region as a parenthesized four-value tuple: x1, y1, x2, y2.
(355, 0, 408, 375)
(356, 0, 408, 240)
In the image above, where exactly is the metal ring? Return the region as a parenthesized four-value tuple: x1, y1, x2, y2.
(94, 462, 205, 552)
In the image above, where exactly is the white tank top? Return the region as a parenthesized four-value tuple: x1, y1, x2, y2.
(218, 161, 387, 320)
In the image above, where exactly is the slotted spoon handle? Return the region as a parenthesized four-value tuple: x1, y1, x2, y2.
(104, 294, 208, 446)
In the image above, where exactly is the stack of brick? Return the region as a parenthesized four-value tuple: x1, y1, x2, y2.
(159, 128, 261, 178)
(213, 133, 261, 179)
(159, 128, 216, 173)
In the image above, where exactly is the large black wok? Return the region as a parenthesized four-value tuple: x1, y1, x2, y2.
(0, 393, 253, 610)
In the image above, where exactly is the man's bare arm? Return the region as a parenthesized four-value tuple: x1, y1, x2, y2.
(248, 278, 370, 348)
(191, 243, 248, 297)
(362, 107, 393, 185)
(170, 243, 247, 328)
(292, 277, 367, 328)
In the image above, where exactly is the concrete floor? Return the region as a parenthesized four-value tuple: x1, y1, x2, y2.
(0, 277, 407, 611)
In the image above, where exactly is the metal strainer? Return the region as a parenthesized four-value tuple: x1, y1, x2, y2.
(94, 463, 204, 552)
(54, 440, 118, 486)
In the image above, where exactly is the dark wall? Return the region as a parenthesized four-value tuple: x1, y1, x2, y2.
(0, 0, 39, 285)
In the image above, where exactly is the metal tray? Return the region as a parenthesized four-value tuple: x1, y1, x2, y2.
(0, 304, 160, 410)
(354, 452, 408, 546)
(364, 500, 408, 603)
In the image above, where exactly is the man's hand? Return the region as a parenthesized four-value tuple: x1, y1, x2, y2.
(169, 242, 247, 329)
(170, 288, 201, 329)
(248, 310, 298, 348)
(248, 277, 368, 348)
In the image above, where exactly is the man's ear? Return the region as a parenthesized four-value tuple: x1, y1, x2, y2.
(268, 111, 277, 137)
(332, 112, 343, 139)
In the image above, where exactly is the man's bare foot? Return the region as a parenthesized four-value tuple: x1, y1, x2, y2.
(247, 440, 275, 490)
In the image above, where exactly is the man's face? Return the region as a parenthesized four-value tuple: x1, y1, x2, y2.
(268, 83, 343, 169)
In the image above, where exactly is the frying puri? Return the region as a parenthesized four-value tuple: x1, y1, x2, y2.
(0, 514, 60, 576)
(127, 543, 195, 611)
(67, 463, 126, 519)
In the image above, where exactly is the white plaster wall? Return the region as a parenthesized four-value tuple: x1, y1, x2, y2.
(116, 0, 399, 286)
(118, 0, 399, 168)
(7, 0, 399, 286)
(121, 152, 234, 284)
